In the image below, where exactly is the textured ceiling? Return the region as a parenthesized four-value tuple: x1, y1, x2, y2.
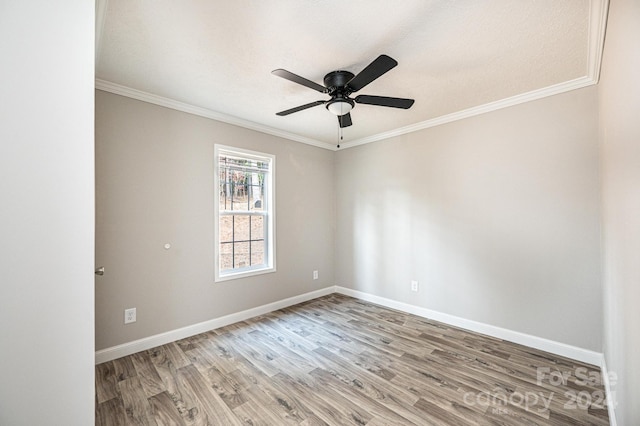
(96, 0, 607, 149)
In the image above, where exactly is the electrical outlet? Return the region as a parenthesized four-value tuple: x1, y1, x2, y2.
(411, 280, 419, 292)
(124, 308, 136, 324)
(313, 270, 319, 280)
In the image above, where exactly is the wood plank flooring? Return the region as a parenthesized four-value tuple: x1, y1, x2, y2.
(95, 294, 610, 425)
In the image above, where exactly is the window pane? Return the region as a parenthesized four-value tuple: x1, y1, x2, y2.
(219, 214, 265, 270)
(230, 178, 247, 211)
(219, 172, 230, 210)
(220, 242, 233, 272)
(233, 241, 250, 269)
(251, 240, 265, 266)
(248, 175, 264, 211)
(218, 161, 266, 212)
(234, 215, 250, 242)
(251, 215, 264, 240)
(219, 215, 233, 243)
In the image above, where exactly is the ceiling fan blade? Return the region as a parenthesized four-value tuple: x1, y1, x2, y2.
(338, 113, 352, 128)
(346, 55, 398, 92)
(272, 69, 327, 93)
(276, 100, 326, 116)
(354, 95, 415, 109)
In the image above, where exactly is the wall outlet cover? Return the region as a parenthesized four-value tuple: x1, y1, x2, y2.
(124, 308, 136, 324)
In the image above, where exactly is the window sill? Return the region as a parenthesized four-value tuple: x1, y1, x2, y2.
(215, 266, 276, 283)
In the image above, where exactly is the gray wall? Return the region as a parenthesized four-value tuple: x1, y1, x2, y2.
(95, 91, 334, 350)
(335, 86, 602, 352)
(0, 1, 95, 425)
(599, 0, 640, 423)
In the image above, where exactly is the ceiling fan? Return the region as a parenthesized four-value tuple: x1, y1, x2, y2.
(272, 54, 415, 129)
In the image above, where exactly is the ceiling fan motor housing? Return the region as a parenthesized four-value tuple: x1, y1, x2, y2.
(323, 70, 355, 95)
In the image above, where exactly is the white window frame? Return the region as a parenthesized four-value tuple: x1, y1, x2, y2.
(214, 144, 276, 282)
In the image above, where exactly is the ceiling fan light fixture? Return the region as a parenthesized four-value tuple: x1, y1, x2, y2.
(326, 98, 354, 116)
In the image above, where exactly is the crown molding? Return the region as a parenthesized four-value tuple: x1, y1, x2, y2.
(587, 0, 609, 82)
(340, 76, 596, 149)
(95, 0, 608, 152)
(94, 79, 336, 151)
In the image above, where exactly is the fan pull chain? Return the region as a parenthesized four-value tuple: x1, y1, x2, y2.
(337, 122, 342, 149)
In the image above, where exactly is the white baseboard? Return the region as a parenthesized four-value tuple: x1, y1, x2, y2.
(600, 357, 618, 426)
(97, 284, 602, 367)
(97, 284, 614, 422)
(95, 286, 336, 364)
(335, 286, 603, 366)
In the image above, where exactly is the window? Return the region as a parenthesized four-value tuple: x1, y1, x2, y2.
(214, 145, 275, 281)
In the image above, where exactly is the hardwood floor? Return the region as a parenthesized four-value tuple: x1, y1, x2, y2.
(95, 294, 610, 425)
